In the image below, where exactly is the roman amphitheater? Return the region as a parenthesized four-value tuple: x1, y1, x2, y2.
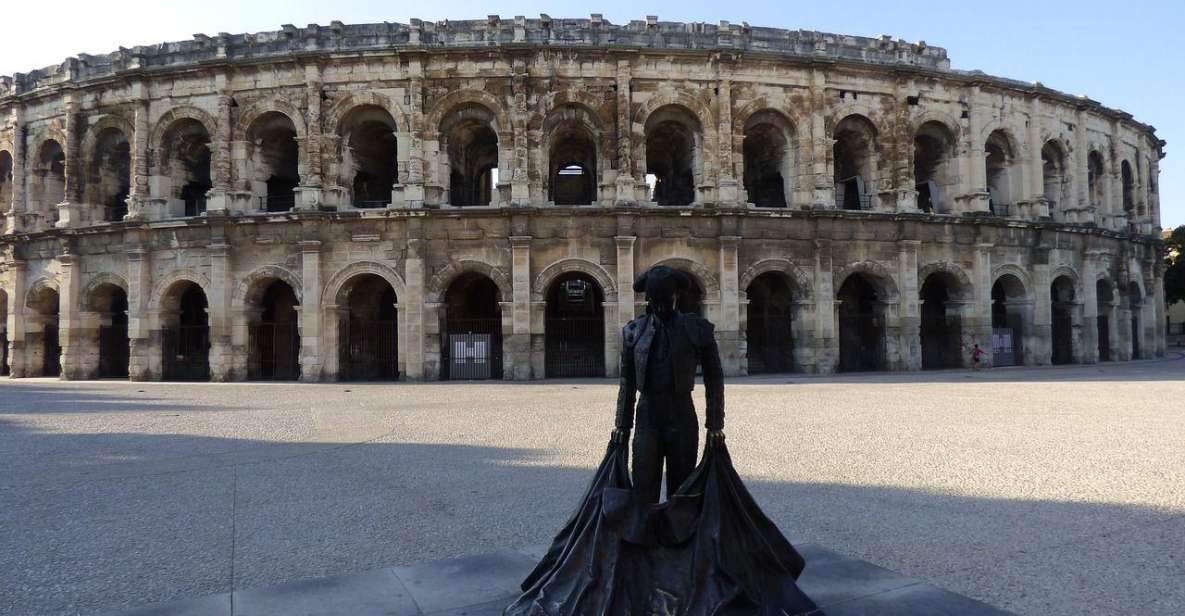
(0, 16, 1167, 382)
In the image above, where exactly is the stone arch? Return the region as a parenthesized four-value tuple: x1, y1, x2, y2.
(910, 110, 962, 143)
(323, 91, 411, 135)
(150, 106, 219, 151)
(827, 106, 888, 138)
(234, 97, 308, 140)
(633, 91, 715, 132)
(539, 102, 609, 201)
(80, 273, 129, 312)
(322, 261, 408, 307)
(80, 113, 135, 164)
(1050, 265, 1084, 299)
(833, 261, 900, 303)
(917, 261, 974, 301)
(425, 90, 510, 139)
(532, 90, 614, 133)
(148, 269, 212, 311)
(25, 276, 61, 307)
(732, 99, 805, 136)
(531, 258, 617, 303)
(990, 264, 1034, 299)
(233, 265, 304, 310)
(647, 257, 721, 300)
(978, 121, 1021, 148)
(739, 258, 813, 300)
(426, 259, 512, 304)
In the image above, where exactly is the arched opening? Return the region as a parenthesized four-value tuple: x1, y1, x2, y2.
(746, 272, 796, 374)
(27, 286, 61, 377)
(1121, 160, 1135, 215)
(985, 130, 1015, 216)
(1087, 151, 1106, 208)
(443, 105, 499, 206)
(34, 140, 66, 224)
(742, 112, 793, 207)
(0, 151, 13, 215)
(442, 272, 502, 380)
(671, 271, 706, 317)
(548, 123, 597, 205)
(162, 282, 210, 381)
(337, 274, 398, 381)
(645, 105, 699, 206)
(1041, 141, 1070, 217)
(247, 112, 300, 212)
(991, 275, 1027, 366)
(1127, 282, 1142, 359)
(0, 289, 9, 376)
(86, 128, 131, 221)
(920, 273, 963, 369)
(544, 273, 605, 377)
(341, 105, 398, 208)
(914, 121, 956, 213)
(90, 284, 129, 378)
(159, 119, 212, 217)
(248, 280, 301, 380)
(1050, 275, 1076, 365)
(833, 115, 876, 210)
(1096, 279, 1113, 362)
(837, 274, 886, 372)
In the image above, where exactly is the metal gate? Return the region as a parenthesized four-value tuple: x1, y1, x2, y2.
(249, 322, 301, 380)
(545, 315, 604, 378)
(444, 318, 501, 380)
(43, 322, 61, 377)
(98, 324, 129, 378)
(746, 316, 794, 374)
(163, 325, 209, 381)
(1, 332, 8, 376)
(992, 327, 1018, 366)
(1097, 316, 1111, 362)
(838, 313, 885, 372)
(340, 318, 397, 381)
(1052, 311, 1073, 365)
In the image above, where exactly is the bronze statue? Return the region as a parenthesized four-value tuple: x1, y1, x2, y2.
(505, 266, 818, 616)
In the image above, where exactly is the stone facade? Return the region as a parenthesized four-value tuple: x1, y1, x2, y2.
(0, 16, 1167, 381)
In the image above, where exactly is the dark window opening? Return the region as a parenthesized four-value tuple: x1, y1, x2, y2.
(645, 106, 698, 206)
(833, 116, 875, 210)
(248, 112, 300, 212)
(1121, 160, 1135, 213)
(1087, 151, 1105, 207)
(914, 122, 955, 214)
(35, 140, 66, 224)
(445, 110, 499, 207)
(160, 119, 212, 218)
(343, 107, 398, 208)
(985, 131, 1014, 216)
(1042, 141, 1069, 216)
(549, 123, 597, 206)
(86, 128, 131, 222)
(743, 119, 790, 208)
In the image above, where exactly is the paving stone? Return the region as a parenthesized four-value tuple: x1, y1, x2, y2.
(112, 593, 231, 616)
(391, 550, 535, 614)
(232, 568, 420, 616)
(824, 582, 1015, 616)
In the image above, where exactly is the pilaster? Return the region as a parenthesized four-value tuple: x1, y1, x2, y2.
(814, 238, 836, 372)
(614, 58, 637, 205)
(296, 63, 323, 211)
(126, 87, 150, 220)
(205, 81, 234, 213)
(126, 246, 151, 380)
(5, 107, 26, 234)
(897, 239, 921, 370)
(55, 98, 82, 228)
(57, 248, 82, 379)
(508, 235, 532, 379)
(614, 234, 637, 333)
(403, 230, 426, 380)
(6, 260, 27, 377)
(207, 239, 232, 380)
(299, 239, 323, 381)
(718, 234, 741, 375)
(972, 243, 994, 367)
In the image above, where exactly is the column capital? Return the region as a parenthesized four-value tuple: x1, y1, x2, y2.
(299, 240, 322, 252)
(614, 235, 636, 248)
(509, 235, 533, 247)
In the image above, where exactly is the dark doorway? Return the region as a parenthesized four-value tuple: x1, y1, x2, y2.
(249, 281, 301, 380)
(920, 274, 962, 370)
(1128, 282, 1142, 359)
(1096, 280, 1113, 362)
(837, 274, 885, 372)
(1050, 276, 1075, 365)
(163, 283, 210, 381)
(339, 274, 398, 381)
(991, 275, 1026, 366)
(0, 290, 8, 376)
(746, 272, 795, 374)
(28, 287, 61, 377)
(442, 272, 502, 380)
(93, 284, 129, 378)
(545, 273, 605, 378)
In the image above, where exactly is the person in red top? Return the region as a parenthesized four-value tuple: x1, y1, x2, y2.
(972, 343, 986, 370)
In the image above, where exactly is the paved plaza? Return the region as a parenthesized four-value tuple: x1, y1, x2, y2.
(2, 355, 1184, 616)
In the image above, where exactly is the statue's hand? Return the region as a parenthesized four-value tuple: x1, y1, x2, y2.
(707, 429, 726, 447)
(612, 428, 631, 445)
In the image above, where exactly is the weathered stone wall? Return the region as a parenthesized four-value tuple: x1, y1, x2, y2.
(0, 17, 1167, 381)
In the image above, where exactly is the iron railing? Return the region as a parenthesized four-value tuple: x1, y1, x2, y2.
(98, 324, 129, 378)
(544, 315, 604, 378)
(163, 325, 210, 381)
(339, 318, 397, 381)
(249, 322, 301, 381)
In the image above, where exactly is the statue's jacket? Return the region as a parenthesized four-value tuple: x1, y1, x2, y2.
(615, 311, 726, 432)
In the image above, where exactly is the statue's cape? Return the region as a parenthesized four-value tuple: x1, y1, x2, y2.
(504, 440, 819, 616)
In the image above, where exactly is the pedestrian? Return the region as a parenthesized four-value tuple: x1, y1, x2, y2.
(971, 343, 985, 370)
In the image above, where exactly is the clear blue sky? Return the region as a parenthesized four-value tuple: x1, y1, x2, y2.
(4, 0, 1182, 228)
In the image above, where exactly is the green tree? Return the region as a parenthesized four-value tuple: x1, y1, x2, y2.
(1166, 225, 1185, 305)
